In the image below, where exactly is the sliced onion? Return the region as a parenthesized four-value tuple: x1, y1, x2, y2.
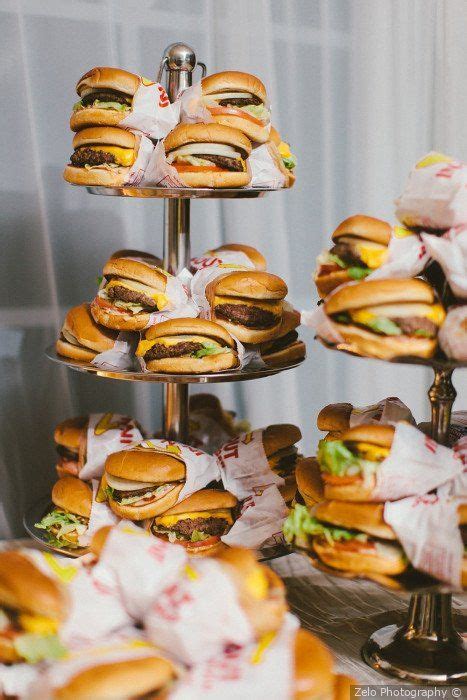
(106, 473, 156, 491)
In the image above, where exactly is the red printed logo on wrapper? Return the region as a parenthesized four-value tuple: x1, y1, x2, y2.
(157, 85, 170, 108)
(151, 582, 194, 622)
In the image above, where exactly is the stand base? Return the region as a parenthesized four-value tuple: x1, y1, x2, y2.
(362, 622, 467, 684)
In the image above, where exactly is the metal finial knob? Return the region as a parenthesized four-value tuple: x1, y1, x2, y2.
(163, 43, 196, 72)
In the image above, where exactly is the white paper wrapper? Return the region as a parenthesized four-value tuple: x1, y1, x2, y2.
(142, 269, 199, 328)
(395, 152, 467, 230)
(451, 435, 467, 503)
(368, 225, 429, 279)
(422, 227, 467, 299)
(177, 81, 213, 124)
(141, 140, 187, 187)
(145, 558, 254, 665)
(120, 81, 180, 139)
(125, 134, 154, 186)
(248, 144, 286, 189)
(91, 332, 138, 371)
(167, 613, 299, 699)
(384, 492, 463, 587)
(0, 662, 41, 699)
(222, 485, 288, 549)
(372, 423, 463, 501)
(349, 397, 415, 427)
(79, 413, 143, 481)
(78, 479, 120, 547)
(190, 249, 254, 273)
(95, 520, 188, 621)
(438, 305, 467, 359)
(300, 304, 344, 344)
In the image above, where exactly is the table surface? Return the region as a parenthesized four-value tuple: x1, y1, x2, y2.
(270, 553, 467, 685)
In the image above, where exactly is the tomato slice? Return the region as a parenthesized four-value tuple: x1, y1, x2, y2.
(174, 164, 225, 173)
(317, 263, 341, 275)
(185, 535, 220, 549)
(93, 296, 126, 314)
(208, 105, 265, 126)
(322, 474, 362, 485)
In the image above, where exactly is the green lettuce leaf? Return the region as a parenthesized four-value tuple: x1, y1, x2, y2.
(191, 530, 210, 542)
(413, 328, 432, 337)
(241, 104, 271, 121)
(72, 100, 83, 112)
(35, 510, 87, 548)
(334, 312, 351, 323)
(73, 99, 130, 113)
(328, 253, 347, 269)
(282, 154, 297, 170)
(317, 439, 359, 477)
(14, 634, 66, 664)
(283, 504, 367, 545)
(194, 342, 229, 359)
(364, 316, 402, 336)
(347, 266, 371, 280)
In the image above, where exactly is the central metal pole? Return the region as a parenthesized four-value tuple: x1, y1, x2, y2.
(160, 43, 197, 443)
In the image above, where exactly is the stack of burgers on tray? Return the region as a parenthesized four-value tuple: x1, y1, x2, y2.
(63, 65, 296, 189)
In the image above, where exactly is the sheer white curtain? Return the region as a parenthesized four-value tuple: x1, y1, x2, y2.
(0, 0, 466, 537)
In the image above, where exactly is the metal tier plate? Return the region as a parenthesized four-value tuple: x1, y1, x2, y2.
(24, 497, 289, 563)
(46, 347, 304, 384)
(82, 185, 278, 199)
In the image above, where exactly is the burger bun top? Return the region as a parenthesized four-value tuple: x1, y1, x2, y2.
(332, 215, 391, 246)
(325, 278, 436, 316)
(52, 477, 92, 518)
(202, 71, 267, 104)
(76, 66, 140, 97)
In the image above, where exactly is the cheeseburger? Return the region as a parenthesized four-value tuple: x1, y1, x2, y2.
(317, 424, 394, 501)
(56, 303, 117, 362)
(136, 318, 238, 374)
(284, 502, 407, 576)
(149, 489, 237, 556)
(70, 66, 141, 131)
(263, 424, 302, 494)
(63, 126, 139, 187)
(103, 443, 186, 520)
(165, 122, 252, 188)
(259, 309, 306, 367)
(0, 552, 67, 664)
(315, 215, 391, 297)
(269, 126, 297, 187)
(54, 416, 87, 478)
(35, 477, 92, 550)
(206, 270, 288, 343)
(91, 257, 171, 331)
(201, 71, 271, 143)
(325, 278, 445, 359)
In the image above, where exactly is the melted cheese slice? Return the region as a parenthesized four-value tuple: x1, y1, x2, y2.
(136, 335, 222, 357)
(352, 303, 445, 325)
(278, 141, 291, 158)
(214, 295, 283, 315)
(106, 473, 156, 491)
(19, 614, 58, 635)
(156, 509, 233, 527)
(106, 279, 168, 309)
(244, 568, 269, 600)
(355, 244, 388, 269)
(352, 442, 390, 461)
(88, 146, 135, 167)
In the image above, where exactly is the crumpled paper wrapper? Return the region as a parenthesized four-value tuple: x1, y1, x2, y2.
(395, 151, 467, 230)
(438, 305, 467, 359)
(0, 662, 41, 699)
(300, 304, 343, 344)
(368, 225, 429, 280)
(349, 397, 415, 427)
(124, 134, 154, 186)
(177, 81, 213, 124)
(222, 485, 288, 549)
(145, 557, 254, 665)
(248, 144, 286, 189)
(120, 80, 180, 139)
(422, 226, 467, 299)
(78, 479, 120, 547)
(190, 249, 255, 274)
(91, 332, 138, 371)
(166, 613, 299, 699)
(78, 413, 143, 481)
(384, 491, 463, 587)
(140, 140, 191, 188)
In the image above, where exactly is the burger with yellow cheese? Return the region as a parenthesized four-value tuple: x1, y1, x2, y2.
(263, 424, 302, 495)
(63, 126, 139, 187)
(259, 308, 306, 367)
(315, 215, 391, 297)
(149, 489, 237, 556)
(324, 278, 445, 359)
(35, 477, 92, 550)
(0, 551, 68, 664)
(56, 303, 118, 362)
(54, 416, 88, 478)
(91, 257, 171, 331)
(136, 318, 239, 374)
(269, 126, 297, 187)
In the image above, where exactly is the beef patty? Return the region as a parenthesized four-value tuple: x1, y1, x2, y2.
(56, 444, 78, 460)
(263, 330, 298, 354)
(216, 303, 279, 329)
(170, 516, 231, 538)
(112, 485, 166, 503)
(217, 95, 262, 107)
(144, 342, 204, 362)
(391, 316, 437, 337)
(106, 284, 157, 309)
(197, 154, 244, 171)
(330, 241, 365, 268)
(81, 90, 131, 107)
(70, 147, 115, 167)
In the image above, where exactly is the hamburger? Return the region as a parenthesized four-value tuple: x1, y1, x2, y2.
(325, 278, 445, 360)
(56, 303, 118, 362)
(315, 216, 391, 297)
(295, 458, 325, 508)
(204, 243, 266, 270)
(206, 270, 288, 343)
(35, 477, 92, 550)
(263, 424, 302, 496)
(293, 629, 334, 700)
(103, 443, 187, 520)
(284, 502, 408, 576)
(63, 126, 139, 187)
(317, 424, 394, 501)
(149, 489, 238, 556)
(91, 257, 171, 331)
(70, 67, 141, 131)
(317, 403, 353, 439)
(136, 318, 239, 374)
(259, 309, 306, 367)
(269, 126, 297, 187)
(53, 654, 175, 700)
(0, 551, 67, 664)
(54, 416, 87, 478)
(201, 71, 271, 144)
(165, 123, 252, 188)
(215, 547, 287, 637)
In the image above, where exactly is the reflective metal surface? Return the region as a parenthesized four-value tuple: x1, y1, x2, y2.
(46, 347, 305, 384)
(83, 185, 273, 198)
(23, 497, 87, 558)
(164, 384, 189, 443)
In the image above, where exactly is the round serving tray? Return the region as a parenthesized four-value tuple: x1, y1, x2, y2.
(46, 347, 305, 384)
(82, 185, 278, 199)
(24, 497, 289, 563)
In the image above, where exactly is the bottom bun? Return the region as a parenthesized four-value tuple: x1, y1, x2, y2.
(332, 323, 437, 360)
(287, 171, 296, 188)
(56, 338, 97, 362)
(0, 636, 21, 664)
(63, 165, 129, 187)
(323, 474, 375, 502)
(90, 300, 152, 331)
(316, 501, 396, 540)
(262, 340, 306, 367)
(108, 483, 184, 521)
(313, 539, 407, 576)
(315, 270, 351, 299)
(145, 352, 238, 374)
(214, 316, 283, 344)
(176, 169, 251, 189)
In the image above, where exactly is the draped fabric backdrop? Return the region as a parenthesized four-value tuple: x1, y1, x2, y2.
(1, 0, 466, 536)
